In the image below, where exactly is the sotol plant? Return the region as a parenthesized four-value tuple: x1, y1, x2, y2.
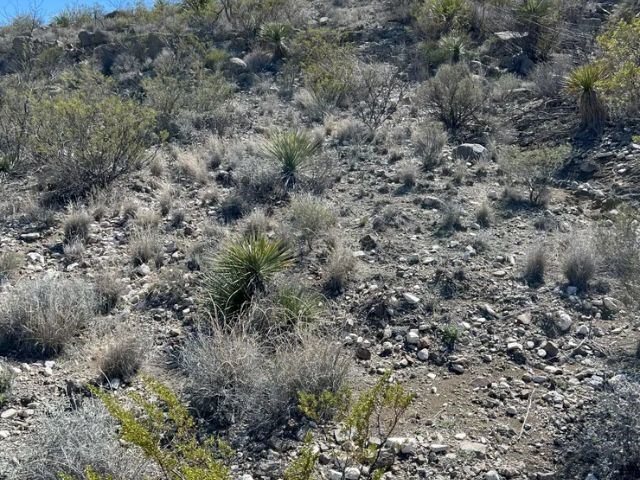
(263, 131, 322, 188)
(260, 22, 293, 61)
(203, 234, 293, 316)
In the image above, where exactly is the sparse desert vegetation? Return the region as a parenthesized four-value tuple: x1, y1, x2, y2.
(1, 0, 639, 478)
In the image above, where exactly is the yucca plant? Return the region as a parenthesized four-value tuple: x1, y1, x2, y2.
(438, 33, 467, 63)
(260, 22, 293, 61)
(566, 63, 607, 135)
(263, 130, 322, 188)
(204, 235, 293, 316)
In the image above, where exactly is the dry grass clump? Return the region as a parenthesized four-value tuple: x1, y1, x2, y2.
(130, 229, 164, 268)
(438, 202, 463, 233)
(323, 242, 357, 294)
(0, 252, 22, 282)
(177, 149, 209, 184)
(0, 276, 96, 357)
(180, 326, 349, 433)
(94, 272, 123, 314)
(14, 401, 151, 480)
(563, 238, 597, 292)
(135, 209, 161, 230)
(242, 209, 273, 239)
(522, 246, 546, 286)
(413, 121, 448, 170)
(289, 193, 336, 249)
(99, 336, 146, 384)
(63, 208, 91, 244)
(475, 203, 492, 227)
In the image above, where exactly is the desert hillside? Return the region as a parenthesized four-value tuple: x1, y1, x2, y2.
(0, 0, 639, 479)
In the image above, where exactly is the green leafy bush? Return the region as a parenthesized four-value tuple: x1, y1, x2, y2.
(412, 0, 471, 40)
(31, 93, 155, 201)
(294, 373, 414, 480)
(596, 17, 640, 119)
(93, 378, 231, 480)
(296, 29, 357, 109)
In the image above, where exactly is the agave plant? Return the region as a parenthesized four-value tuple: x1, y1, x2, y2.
(259, 22, 293, 61)
(263, 130, 322, 188)
(204, 234, 293, 316)
(566, 63, 607, 135)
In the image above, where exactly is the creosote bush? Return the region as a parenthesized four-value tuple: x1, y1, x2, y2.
(32, 93, 156, 201)
(203, 234, 293, 317)
(92, 378, 231, 480)
(419, 64, 486, 134)
(0, 276, 96, 357)
(292, 372, 414, 480)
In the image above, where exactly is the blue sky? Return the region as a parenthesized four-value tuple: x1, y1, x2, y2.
(1, 0, 156, 23)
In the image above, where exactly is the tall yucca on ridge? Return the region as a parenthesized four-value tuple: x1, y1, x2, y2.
(566, 63, 607, 135)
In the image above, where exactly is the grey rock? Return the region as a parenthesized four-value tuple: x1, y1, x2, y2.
(453, 143, 487, 161)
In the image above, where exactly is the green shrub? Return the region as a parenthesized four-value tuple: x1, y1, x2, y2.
(263, 130, 322, 188)
(0, 276, 96, 357)
(294, 372, 414, 480)
(517, 0, 558, 61)
(499, 144, 568, 207)
(203, 234, 293, 316)
(296, 29, 357, 109)
(0, 82, 32, 173)
(419, 64, 486, 134)
(412, 0, 471, 40)
(31, 93, 155, 201)
(596, 17, 640, 119)
(93, 378, 231, 480)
